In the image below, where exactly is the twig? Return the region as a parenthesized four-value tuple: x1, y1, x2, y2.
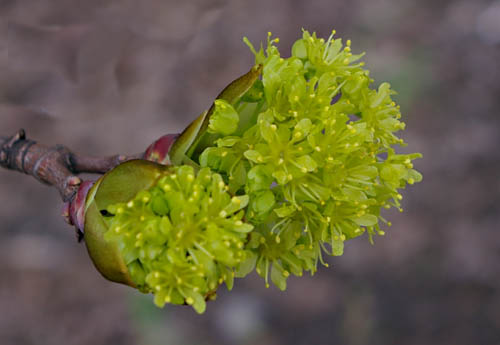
(0, 129, 139, 202)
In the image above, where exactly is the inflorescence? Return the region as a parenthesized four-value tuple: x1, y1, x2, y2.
(104, 30, 422, 313)
(104, 166, 252, 313)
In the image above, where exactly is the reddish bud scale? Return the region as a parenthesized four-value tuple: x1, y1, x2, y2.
(144, 134, 179, 165)
(67, 180, 95, 238)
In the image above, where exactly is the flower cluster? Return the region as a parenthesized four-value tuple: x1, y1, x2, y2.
(102, 30, 422, 312)
(198, 30, 422, 289)
(104, 166, 252, 313)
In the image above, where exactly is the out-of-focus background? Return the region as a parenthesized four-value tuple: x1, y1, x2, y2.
(1, 0, 499, 344)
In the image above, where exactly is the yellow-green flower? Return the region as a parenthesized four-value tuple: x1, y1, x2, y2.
(101, 29, 422, 312)
(199, 29, 422, 288)
(104, 166, 251, 313)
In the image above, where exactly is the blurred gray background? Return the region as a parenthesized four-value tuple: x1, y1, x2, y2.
(1, 0, 499, 344)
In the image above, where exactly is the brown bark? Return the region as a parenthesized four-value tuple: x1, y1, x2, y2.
(0, 129, 139, 202)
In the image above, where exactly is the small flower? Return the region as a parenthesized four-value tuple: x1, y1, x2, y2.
(208, 100, 240, 135)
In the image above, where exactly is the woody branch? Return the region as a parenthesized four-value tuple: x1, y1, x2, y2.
(0, 129, 138, 202)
